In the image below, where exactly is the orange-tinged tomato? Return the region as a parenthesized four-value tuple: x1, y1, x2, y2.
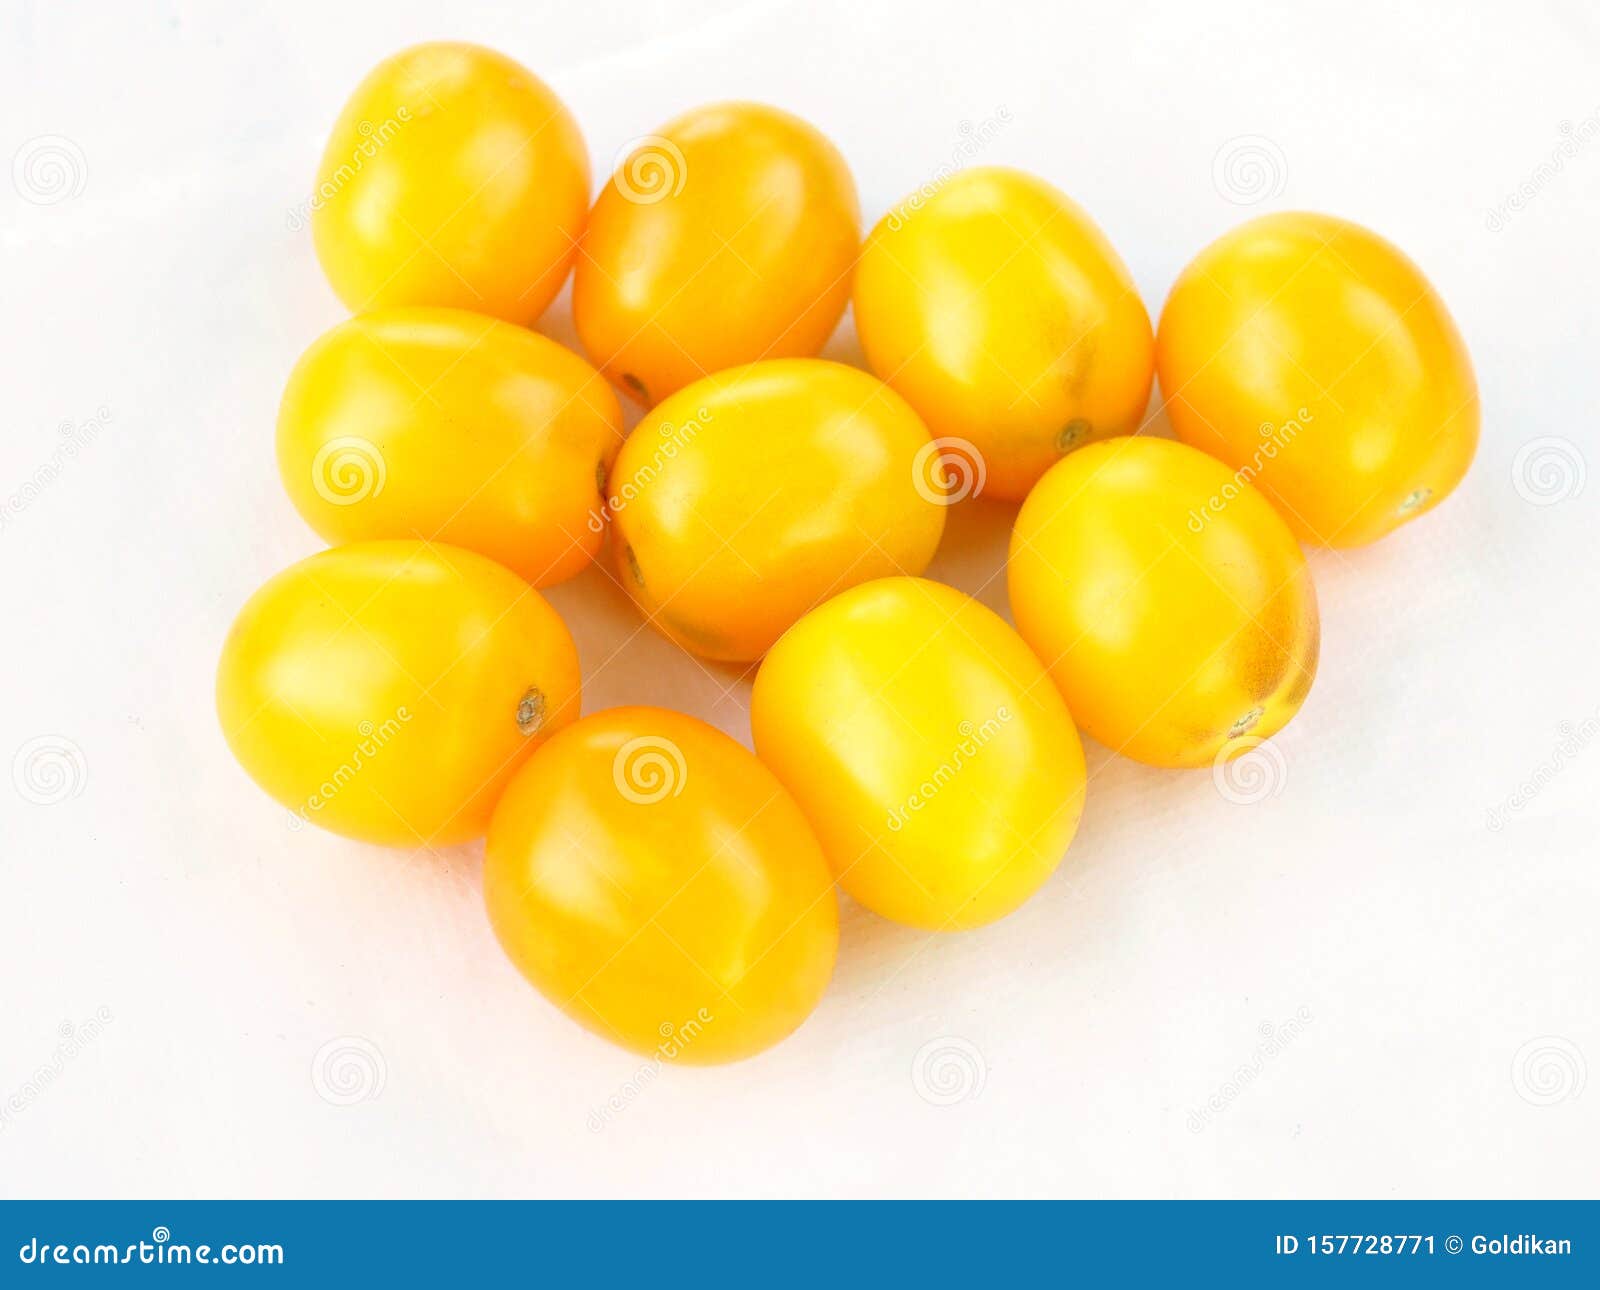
(574, 103, 860, 406)
(1009, 437, 1318, 768)
(752, 577, 1085, 930)
(276, 308, 624, 588)
(484, 706, 838, 1064)
(216, 541, 580, 845)
(853, 166, 1154, 501)
(1156, 212, 1479, 546)
(311, 42, 589, 325)
(607, 359, 946, 662)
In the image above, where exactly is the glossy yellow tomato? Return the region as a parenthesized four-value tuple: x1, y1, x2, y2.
(607, 359, 946, 662)
(853, 166, 1154, 501)
(216, 541, 580, 845)
(574, 103, 859, 406)
(1157, 212, 1479, 546)
(277, 308, 623, 587)
(1009, 437, 1318, 767)
(484, 706, 838, 1063)
(752, 578, 1085, 930)
(311, 42, 589, 324)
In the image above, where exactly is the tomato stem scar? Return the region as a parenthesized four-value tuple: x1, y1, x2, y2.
(516, 688, 546, 736)
(1229, 707, 1264, 738)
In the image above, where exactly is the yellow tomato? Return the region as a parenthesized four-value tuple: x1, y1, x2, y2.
(277, 308, 623, 588)
(484, 706, 838, 1064)
(853, 166, 1154, 501)
(752, 577, 1085, 930)
(574, 102, 860, 406)
(1156, 212, 1479, 546)
(1008, 437, 1318, 768)
(216, 541, 580, 845)
(311, 42, 589, 325)
(607, 359, 946, 662)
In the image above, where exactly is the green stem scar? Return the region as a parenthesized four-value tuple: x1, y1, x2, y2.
(516, 688, 546, 737)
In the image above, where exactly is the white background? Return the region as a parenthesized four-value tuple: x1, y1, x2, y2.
(2, 0, 1596, 1199)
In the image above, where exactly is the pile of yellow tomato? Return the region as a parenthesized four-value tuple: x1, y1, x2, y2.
(216, 42, 1479, 1065)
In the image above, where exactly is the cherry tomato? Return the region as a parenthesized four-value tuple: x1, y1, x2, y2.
(1156, 212, 1479, 546)
(752, 577, 1085, 930)
(607, 359, 946, 662)
(484, 706, 838, 1063)
(853, 166, 1154, 501)
(1008, 437, 1318, 768)
(574, 102, 860, 406)
(216, 541, 580, 845)
(277, 308, 623, 588)
(311, 42, 589, 325)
